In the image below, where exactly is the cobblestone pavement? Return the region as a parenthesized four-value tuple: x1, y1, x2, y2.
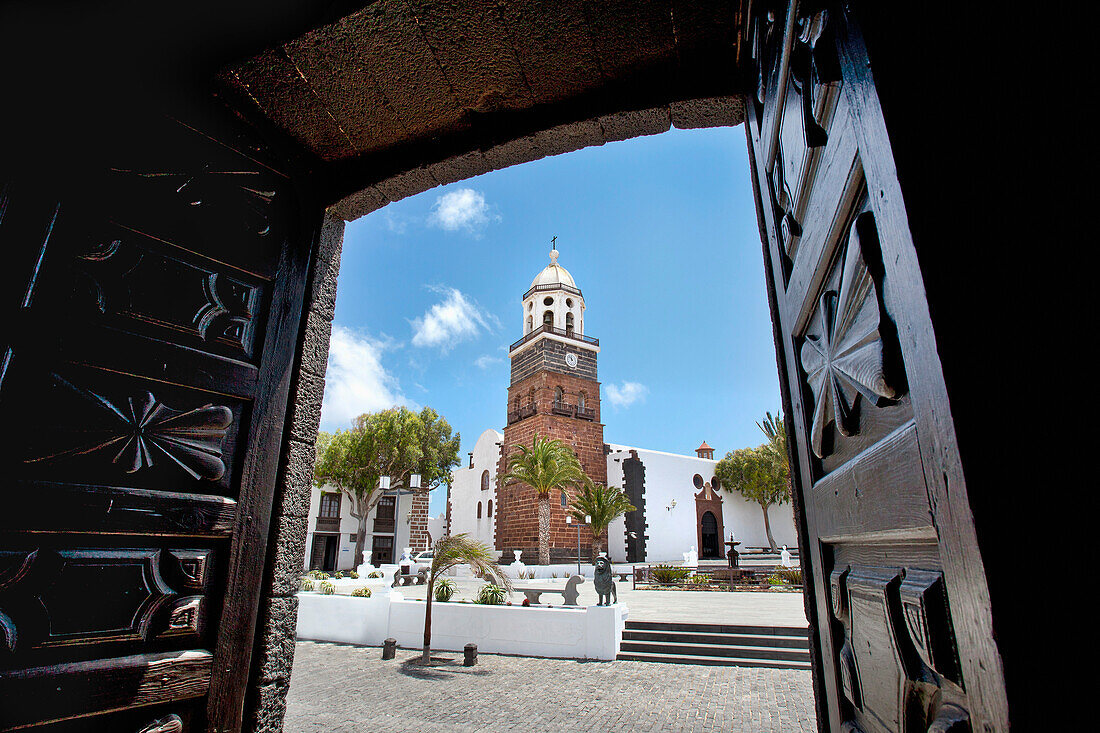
(285, 641, 817, 732)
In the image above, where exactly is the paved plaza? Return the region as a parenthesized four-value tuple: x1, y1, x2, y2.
(285, 641, 817, 732)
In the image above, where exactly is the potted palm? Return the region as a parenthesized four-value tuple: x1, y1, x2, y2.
(421, 534, 512, 663)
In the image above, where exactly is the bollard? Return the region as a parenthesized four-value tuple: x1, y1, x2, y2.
(382, 638, 397, 660)
(463, 643, 478, 666)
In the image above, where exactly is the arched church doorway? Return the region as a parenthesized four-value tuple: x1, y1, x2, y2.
(700, 511, 719, 559)
(695, 480, 725, 560)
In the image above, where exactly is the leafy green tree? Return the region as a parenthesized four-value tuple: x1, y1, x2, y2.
(313, 407, 460, 567)
(422, 534, 511, 663)
(499, 436, 585, 565)
(716, 412, 791, 550)
(568, 479, 635, 560)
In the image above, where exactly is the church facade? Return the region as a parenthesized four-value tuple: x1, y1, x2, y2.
(448, 247, 797, 563)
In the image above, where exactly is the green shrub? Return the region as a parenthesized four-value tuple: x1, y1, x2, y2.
(368, 571, 384, 579)
(775, 568, 802, 585)
(651, 565, 692, 584)
(309, 570, 329, 580)
(434, 578, 457, 602)
(689, 574, 710, 585)
(300, 579, 315, 592)
(347, 571, 359, 579)
(351, 587, 372, 598)
(320, 581, 336, 595)
(476, 583, 506, 605)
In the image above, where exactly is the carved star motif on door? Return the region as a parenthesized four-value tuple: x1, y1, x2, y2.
(800, 212, 899, 458)
(26, 374, 233, 480)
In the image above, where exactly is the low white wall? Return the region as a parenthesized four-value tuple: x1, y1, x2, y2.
(296, 592, 628, 660)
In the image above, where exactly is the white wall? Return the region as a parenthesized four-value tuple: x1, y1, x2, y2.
(427, 513, 446, 545)
(296, 591, 628, 660)
(304, 483, 426, 571)
(448, 428, 501, 549)
(606, 444, 798, 563)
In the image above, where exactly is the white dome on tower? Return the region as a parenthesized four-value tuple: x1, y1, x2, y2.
(529, 247, 578, 290)
(518, 243, 587, 340)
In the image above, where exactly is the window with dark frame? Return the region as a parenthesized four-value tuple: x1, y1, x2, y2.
(377, 495, 396, 519)
(319, 492, 341, 518)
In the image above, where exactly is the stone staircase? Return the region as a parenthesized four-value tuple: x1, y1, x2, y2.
(617, 620, 811, 670)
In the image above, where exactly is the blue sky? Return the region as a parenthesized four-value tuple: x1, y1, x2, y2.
(320, 126, 781, 516)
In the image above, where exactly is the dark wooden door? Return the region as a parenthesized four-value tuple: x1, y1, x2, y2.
(371, 536, 394, 566)
(745, 3, 1008, 731)
(700, 512, 719, 559)
(0, 109, 317, 731)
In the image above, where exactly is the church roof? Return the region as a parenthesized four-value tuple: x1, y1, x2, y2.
(529, 246, 578, 291)
(696, 441, 713, 452)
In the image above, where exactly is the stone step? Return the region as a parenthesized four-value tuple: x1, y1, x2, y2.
(620, 639, 810, 662)
(622, 629, 809, 649)
(625, 620, 809, 637)
(616, 651, 812, 670)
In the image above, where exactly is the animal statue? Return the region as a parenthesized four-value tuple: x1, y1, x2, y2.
(593, 555, 617, 606)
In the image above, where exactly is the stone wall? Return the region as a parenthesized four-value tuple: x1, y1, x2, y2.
(244, 214, 344, 732)
(510, 338, 598, 383)
(496, 368, 606, 562)
(409, 491, 430, 551)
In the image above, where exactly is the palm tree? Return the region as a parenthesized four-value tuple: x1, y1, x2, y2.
(499, 436, 585, 565)
(421, 534, 511, 663)
(568, 479, 635, 560)
(757, 410, 787, 462)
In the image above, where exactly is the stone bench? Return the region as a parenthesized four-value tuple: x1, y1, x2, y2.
(515, 574, 585, 606)
(391, 567, 428, 587)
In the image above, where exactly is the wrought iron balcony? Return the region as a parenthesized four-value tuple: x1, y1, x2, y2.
(509, 324, 599, 353)
(373, 517, 395, 533)
(576, 406, 596, 421)
(552, 400, 576, 417)
(507, 402, 538, 425)
(522, 282, 583, 300)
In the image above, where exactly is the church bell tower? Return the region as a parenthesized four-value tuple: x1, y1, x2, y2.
(495, 244, 606, 563)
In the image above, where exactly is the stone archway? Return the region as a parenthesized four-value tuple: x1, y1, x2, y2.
(695, 481, 725, 559)
(0, 2, 1024, 731)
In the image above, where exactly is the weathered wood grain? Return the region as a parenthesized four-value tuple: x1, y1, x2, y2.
(0, 650, 212, 730)
(4, 482, 236, 536)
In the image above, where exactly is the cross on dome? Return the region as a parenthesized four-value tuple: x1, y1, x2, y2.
(550, 236, 559, 265)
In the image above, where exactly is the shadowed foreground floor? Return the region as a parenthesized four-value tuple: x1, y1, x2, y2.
(285, 641, 816, 732)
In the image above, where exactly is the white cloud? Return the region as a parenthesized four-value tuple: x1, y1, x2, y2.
(410, 287, 496, 351)
(320, 325, 414, 431)
(605, 381, 649, 409)
(427, 188, 497, 233)
(384, 212, 409, 234)
(474, 354, 503, 369)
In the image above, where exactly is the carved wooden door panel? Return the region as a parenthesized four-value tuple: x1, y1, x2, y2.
(745, 3, 1008, 732)
(0, 112, 315, 731)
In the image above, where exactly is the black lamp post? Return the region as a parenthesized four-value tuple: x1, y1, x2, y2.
(565, 514, 590, 575)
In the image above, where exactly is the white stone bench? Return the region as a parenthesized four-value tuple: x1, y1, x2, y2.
(515, 574, 585, 605)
